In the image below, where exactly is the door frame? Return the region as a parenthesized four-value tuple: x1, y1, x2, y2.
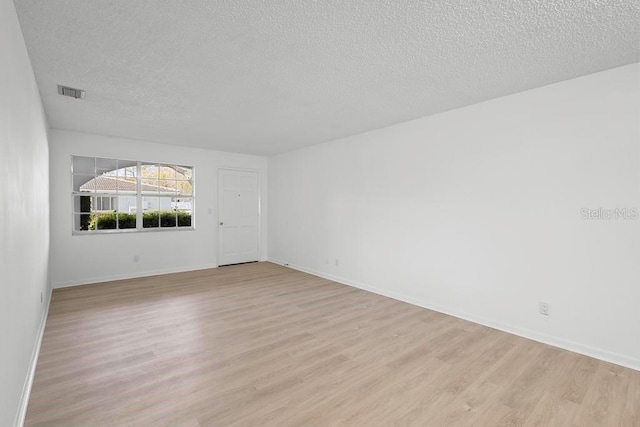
(217, 167, 262, 267)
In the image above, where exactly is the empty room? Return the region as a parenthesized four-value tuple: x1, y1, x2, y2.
(1, 0, 639, 426)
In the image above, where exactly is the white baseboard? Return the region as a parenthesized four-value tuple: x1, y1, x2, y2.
(52, 263, 220, 289)
(14, 287, 52, 427)
(268, 258, 640, 372)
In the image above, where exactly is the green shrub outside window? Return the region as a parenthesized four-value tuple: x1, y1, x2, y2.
(88, 211, 192, 230)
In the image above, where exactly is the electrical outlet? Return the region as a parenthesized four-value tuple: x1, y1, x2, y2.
(40, 292, 43, 304)
(539, 301, 550, 316)
(335, 259, 339, 267)
(133, 255, 140, 263)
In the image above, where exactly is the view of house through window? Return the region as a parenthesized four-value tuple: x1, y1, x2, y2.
(72, 156, 194, 232)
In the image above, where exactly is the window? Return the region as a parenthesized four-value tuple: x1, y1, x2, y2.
(72, 156, 194, 233)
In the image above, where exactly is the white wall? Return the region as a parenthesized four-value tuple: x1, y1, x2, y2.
(0, 0, 51, 424)
(49, 129, 268, 287)
(269, 63, 640, 370)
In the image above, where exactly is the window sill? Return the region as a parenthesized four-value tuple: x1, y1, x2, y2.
(72, 227, 195, 236)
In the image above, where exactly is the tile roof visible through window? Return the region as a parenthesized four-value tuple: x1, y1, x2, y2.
(79, 176, 176, 193)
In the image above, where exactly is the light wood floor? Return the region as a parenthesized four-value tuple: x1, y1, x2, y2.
(26, 262, 639, 426)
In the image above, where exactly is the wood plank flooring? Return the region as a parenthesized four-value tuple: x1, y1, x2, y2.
(25, 262, 639, 426)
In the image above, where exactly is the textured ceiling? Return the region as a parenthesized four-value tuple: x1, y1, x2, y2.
(14, 0, 640, 155)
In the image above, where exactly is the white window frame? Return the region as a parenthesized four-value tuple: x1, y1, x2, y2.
(71, 156, 195, 234)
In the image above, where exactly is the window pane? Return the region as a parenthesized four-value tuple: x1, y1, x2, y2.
(115, 176, 137, 193)
(72, 195, 93, 214)
(176, 180, 193, 196)
(141, 163, 158, 179)
(73, 213, 92, 232)
(158, 165, 177, 180)
(160, 210, 177, 228)
(177, 212, 192, 227)
(72, 156, 95, 174)
(143, 212, 159, 228)
(172, 197, 192, 212)
(118, 216, 136, 229)
(95, 196, 108, 211)
(116, 198, 136, 229)
(178, 198, 192, 227)
(73, 174, 96, 192)
(159, 197, 176, 227)
(95, 211, 117, 230)
(177, 166, 192, 181)
(113, 165, 137, 179)
(142, 196, 159, 228)
(73, 195, 95, 232)
(116, 195, 137, 215)
(159, 181, 178, 196)
(157, 197, 173, 212)
(142, 196, 159, 212)
(95, 158, 118, 174)
(91, 174, 117, 193)
(173, 197, 192, 227)
(141, 178, 160, 194)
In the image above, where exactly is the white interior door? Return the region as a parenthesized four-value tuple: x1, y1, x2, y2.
(217, 169, 260, 266)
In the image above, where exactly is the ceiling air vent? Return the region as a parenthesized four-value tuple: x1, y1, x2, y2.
(57, 85, 85, 99)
